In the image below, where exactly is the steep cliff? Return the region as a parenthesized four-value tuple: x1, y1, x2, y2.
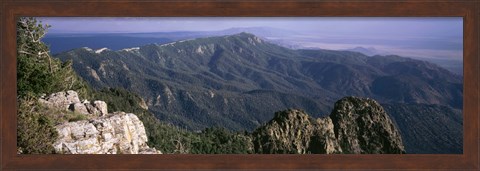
(252, 97, 405, 154)
(39, 90, 161, 154)
(251, 109, 342, 154)
(330, 97, 405, 154)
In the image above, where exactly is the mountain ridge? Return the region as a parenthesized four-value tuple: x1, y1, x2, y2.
(54, 32, 463, 153)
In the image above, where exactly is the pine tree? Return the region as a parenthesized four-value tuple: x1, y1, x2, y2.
(16, 17, 91, 99)
(16, 17, 94, 154)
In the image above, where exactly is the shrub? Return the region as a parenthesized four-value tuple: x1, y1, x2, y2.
(17, 98, 58, 154)
(16, 17, 95, 154)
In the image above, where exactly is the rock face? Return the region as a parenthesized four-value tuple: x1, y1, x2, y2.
(252, 97, 405, 154)
(54, 112, 161, 154)
(39, 90, 81, 110)
(330, 97, 405, 154)
(251, 109, 342, 154)
(40, 91, 108, 117)
(40, 90, 161, 154)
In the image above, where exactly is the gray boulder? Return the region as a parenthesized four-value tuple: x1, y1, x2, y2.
(39, 90, 81, 110)
(40, 90, 109, 117)
(93, 101, 108, 116)
(69, 102, 89, 115)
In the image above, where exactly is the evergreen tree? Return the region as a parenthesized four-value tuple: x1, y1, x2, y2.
(15, 17, 253, 154)
(17, 17, 91, 99)
(16, 17, 93, 154)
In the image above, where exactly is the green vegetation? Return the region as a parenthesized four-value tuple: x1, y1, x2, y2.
(95, 88, 253, 154)
(190, 127, 252, 154)
(17, 17, 92, 99)
(16, 17, 96, 154)
(17, 97, 58, 154)
(18, 17, 450, 154)
(17, 96, 95, 154)
(16, 17, 253, 154)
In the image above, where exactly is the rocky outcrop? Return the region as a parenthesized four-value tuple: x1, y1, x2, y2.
(39, 90, 161, 154)
(252, 96, 405, 154)
(54, 112, 161, 154)
(251, 109, 342, 154)
(330, 97, 404, 154)
(39, 90, 82, 110)
(40, 90, 108, 116)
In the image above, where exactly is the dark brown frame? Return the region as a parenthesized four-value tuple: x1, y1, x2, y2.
(1, 0, 479, 170)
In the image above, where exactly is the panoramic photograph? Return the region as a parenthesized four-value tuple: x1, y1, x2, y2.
(17, 17, 463, 154)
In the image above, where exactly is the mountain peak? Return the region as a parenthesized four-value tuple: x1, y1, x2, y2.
(236, 32, 255, 37)
(229, 32, 264, 44)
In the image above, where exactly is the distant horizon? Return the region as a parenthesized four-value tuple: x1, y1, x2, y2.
(38, 17, 463, 61)
(38, 17, 461, 34)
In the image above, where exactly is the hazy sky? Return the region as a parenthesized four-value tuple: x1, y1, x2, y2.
(40, 17, 461, 36)
(38, 17, 463, 60)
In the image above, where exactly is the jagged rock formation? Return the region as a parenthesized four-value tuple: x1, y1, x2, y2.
(330, 97, 405, 154)
(39, 90, 161, 154)
(251, 109, 342, 154)
(252, 96, 405, 154)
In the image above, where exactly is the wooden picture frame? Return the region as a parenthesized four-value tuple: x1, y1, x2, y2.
(1, 0, 478, 170)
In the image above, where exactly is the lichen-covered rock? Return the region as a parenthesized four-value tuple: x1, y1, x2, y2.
(84, 102, 99, 116)
(69, 102, 89, 115)
(93, 101, 108, 116)
(252, 109, 315, 154)
(252, 109, 342, 154)
(330, 96, 405, 154)
(251, 97, 404, 154)
(308, 117, 343, 154)
(54, 112, 161, 154)
(39, 90, 108, 117)
(39, 90, 81, 110)
(39, 90, 160, 154)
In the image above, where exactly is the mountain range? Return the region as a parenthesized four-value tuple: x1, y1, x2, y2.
(344, 46, 463, 76)
(43, 27, 295, 54)
(54, 32, 463, 153)
(44, 27, 463, 75)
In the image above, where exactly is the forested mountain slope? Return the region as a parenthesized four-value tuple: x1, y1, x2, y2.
(55, 32, 463, 153)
